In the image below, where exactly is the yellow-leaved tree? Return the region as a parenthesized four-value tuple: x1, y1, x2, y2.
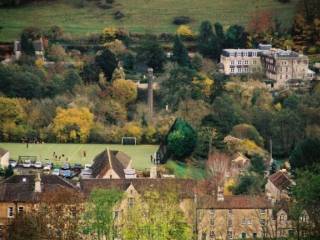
(122, 122, 142, 142)
(176, 25, 194, 39)
(111, 79, 137, 105)
(52, 107, 94, 143)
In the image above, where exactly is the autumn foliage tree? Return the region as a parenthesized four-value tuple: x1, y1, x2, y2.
(111, 79, 137, 105)
(52, 107, 94, 143)
(121, 190, 192, 240)
(247, 10, 274, 34)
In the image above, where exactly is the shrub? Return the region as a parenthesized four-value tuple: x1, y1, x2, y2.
(172, 16, 192, 25)
(114, 10, 125, 20)
(176, 25, 194, 40)
(102, 27, 117, 41)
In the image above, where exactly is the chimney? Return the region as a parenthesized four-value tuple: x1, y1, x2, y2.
(147, 68, 154, 121)
(217, 186, 224, 201)
(150, 166, 157, 179)
(34, 173, 42, 193)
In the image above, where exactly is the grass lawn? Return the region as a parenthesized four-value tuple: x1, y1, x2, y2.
(0, 143, 158, 170)
(0, 0, 299, 41)
(165, 160, 206, 180)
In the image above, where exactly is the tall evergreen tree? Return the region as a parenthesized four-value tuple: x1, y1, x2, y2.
(95, 48, 118, 81)
(198, 21, 215, 58)
(225, 25, 248, 49)
(172, 35, 190, 67)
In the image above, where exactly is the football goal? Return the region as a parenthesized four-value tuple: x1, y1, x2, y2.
(121, 137, 137, 145)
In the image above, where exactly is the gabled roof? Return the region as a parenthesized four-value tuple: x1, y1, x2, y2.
(0, 175, 77, 203)
(80, 178, 197, 199)
(197, 195, 272, 209)
(91, 149, 131, 178)
(0, 148, 8, 157)
(268, 171, 293, 191)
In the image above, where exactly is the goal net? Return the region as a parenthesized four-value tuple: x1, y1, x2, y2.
(121, 137, 137, 145)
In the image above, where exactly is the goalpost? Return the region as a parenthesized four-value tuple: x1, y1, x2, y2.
(121, 137, 137, 145)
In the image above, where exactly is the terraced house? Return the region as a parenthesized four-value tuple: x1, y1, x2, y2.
(196, 190, 273, 240)
(0, 174, 80, 239)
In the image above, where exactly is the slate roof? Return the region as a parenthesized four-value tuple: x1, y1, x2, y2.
(0, 175, 77, 203)
(197, 195, 272, 209)
(91, 149, 131, 178)
(80, 178, 197, 199)
(0, 148, 8, 158)
(268, 171, 293, 191)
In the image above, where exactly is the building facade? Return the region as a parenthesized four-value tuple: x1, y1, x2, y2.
(196, 193, 273, 240)
(0, 149, 9, 168)
(220, 49, 262, 75)
(260, 49, 315, 89)
(265, 170, 294, 203)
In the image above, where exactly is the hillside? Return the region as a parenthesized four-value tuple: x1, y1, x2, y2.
(0, 0, 299, 41)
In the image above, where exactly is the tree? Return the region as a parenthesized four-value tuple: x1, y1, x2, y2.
(176, 25, 194, 39)
(292, 167, 320, 236)
(0, 65, 43, 99)
(231, 123, 264, 147)
(210, 94, 245, 134)
(271, 109, 304, 156)
(95, 48, 118, 81)
(122, 122, 143, 140)
(172, 35, 190, 67)
(64, 69, 82, 91)
(121, 190, 192, 240)
(82, 189, 123, 240)
(136, 37, 166, 72)
(249, 154, 266, 175)
(167, 119, 197, 160)
(4, 165, 14, 178)
(290, 138, 320, 170)
(95, 99, 127, 125)
(20, 27, 42, 55)
(225, 25, 248, 48)
(198, 21, 215, 58)
(233, 174, 264, 195)
(160, 66, 197, 109)
(206, 152, 230, 182)
(247, 10, 273, 34)
(9, 187, 84, 240)
(111, 79, 137, 105)
(52, 107, 94, 143)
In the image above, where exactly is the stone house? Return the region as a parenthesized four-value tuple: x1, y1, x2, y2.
(80, 178, 197, 236)
(91, 148, 135, 179)
(0, 148, 9, 168)
(260, 48, 315, 89)
(196, 190, 273, 240)
(265, 170, 294, 202)
(0, 174, 79, 239)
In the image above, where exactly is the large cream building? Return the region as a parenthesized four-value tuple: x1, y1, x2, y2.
(220, 49, 262, 75)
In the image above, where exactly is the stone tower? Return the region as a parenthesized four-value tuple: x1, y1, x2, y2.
(147, 68, 154, 120)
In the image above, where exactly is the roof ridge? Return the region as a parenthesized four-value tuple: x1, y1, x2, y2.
(107, 147, 113, 170)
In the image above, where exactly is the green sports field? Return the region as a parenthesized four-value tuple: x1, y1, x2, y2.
(0, 0, 299, 41)
(0, 143, 158, 170)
